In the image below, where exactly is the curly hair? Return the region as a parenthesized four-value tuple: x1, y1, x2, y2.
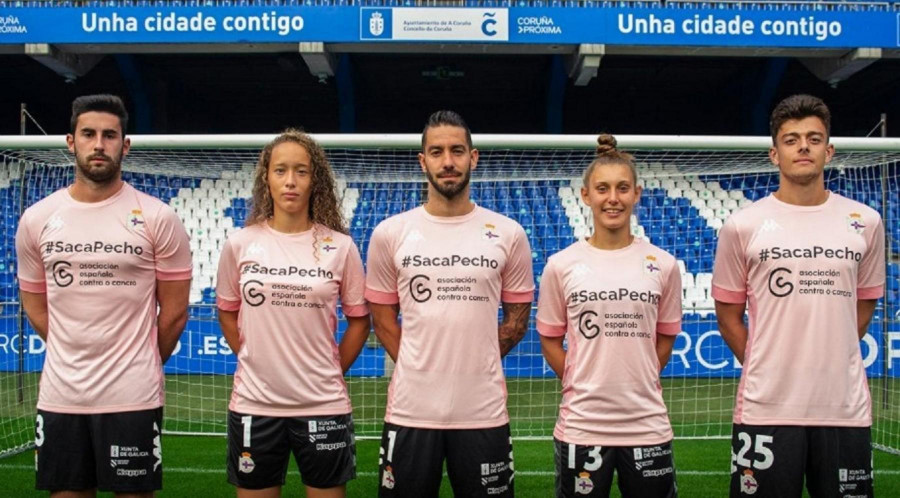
(246, 129, 347, 258)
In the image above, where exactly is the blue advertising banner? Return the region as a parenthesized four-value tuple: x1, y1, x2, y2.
(0, 6, 898, 48)
(2, 315, 899, 378)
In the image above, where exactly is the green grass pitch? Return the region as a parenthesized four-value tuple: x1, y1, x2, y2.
(2, 375, 900, 496)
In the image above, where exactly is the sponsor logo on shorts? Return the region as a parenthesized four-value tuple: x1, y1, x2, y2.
(486, 484, 509, 495)
(309, 421, 318, 433)
(633, 448, 643, 460)
(116, 468, 148, 477)
(840, 468, 848, 482)
(642, 466, 673, 478)
(382, 465, 395, 489)
(481, 463, 491, 476)
(574, 471, 594, 495)
(482, 475, 499, 485)
(238, 452, 255, 473)
(740, 469, 758, 495)
(316, 441, 347, 451)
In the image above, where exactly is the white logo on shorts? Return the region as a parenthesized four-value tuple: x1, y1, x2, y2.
(633, 448, 643, 460)
(152, 422, 161, 471)
(382, 465, 395, 489)
(839, 468, 848, 482)
(575, 472, 594, 495)
(481, 463, 491, 476)
(110, 445, 120, 457)
(309, 420, 318, 433)
(740, 470, 758, 495)
(239, 452, 255, 473)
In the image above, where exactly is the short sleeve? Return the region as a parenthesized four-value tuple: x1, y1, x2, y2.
(15, 211, 47, 293)
(215, 237, 241, 312)
(500, 224, 535, 303)
(657, 257, 683, 336)
(857, 214, 885, 300)
(340, 240, 369, 317)
(536, 259, 566, 337)
(364, 222, 399, 305)
(711, 216, 748, 304)
(151, 205, 192, 281)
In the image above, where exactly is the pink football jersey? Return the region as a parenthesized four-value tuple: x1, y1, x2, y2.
(365, 205, 534, 429)
(16, 183, 192, 414)
(216, 223, 368, 417)
(712, 193, 885, 426)
(537, 238, 682, 446)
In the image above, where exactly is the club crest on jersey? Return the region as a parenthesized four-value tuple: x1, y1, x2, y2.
(127, 210, 145, 231)
(381, 465, 395, 489)
(643, 255, 661, 275)
(319, 236, 338, 256)
(846, 213, 866, 234)
(740, 469, 758, 495)
(574, 472, 594, 495)
(482, 223, 501, 242)
(238, 452, 255, 473)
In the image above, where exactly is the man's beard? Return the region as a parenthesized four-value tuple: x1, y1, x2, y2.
(425, 167, 471, 200)
(75, 148, 122, 184)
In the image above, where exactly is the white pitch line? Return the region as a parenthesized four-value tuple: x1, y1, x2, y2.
(2, 464, 900, 476)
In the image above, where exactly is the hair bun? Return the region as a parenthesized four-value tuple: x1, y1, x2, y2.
(596, 134, 618, 156)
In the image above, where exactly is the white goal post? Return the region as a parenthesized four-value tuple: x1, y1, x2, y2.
(0, 133, 897, 458)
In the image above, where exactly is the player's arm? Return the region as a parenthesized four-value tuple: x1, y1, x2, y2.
(857, 299, 877, 341)
(540, 335, 565, 379)
(656, 334, 677, 372)
(156, 279, 190, 363)
(339, 314, 371, 373)
(370, 303, 401, 362)
(715, 301, 748, 364)
(218, 309, 240, 354)
(499, 301, 531, 357)
(20, 290, 49, 341)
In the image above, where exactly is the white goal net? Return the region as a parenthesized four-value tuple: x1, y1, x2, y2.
(0, 134, 898, 458)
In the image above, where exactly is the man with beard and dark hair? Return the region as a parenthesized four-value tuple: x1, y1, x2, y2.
(365, 110, 534, 497)
(16, 94, 192, 497)
(713, 94, 884, 497)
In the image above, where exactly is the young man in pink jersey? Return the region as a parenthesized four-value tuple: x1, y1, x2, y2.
(16, 94, 192, 496)
(537, 135, 681, 498)
(216, 130, 370, 498)
(712, 95, 884, 497)
(365, 110, 534, 497)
